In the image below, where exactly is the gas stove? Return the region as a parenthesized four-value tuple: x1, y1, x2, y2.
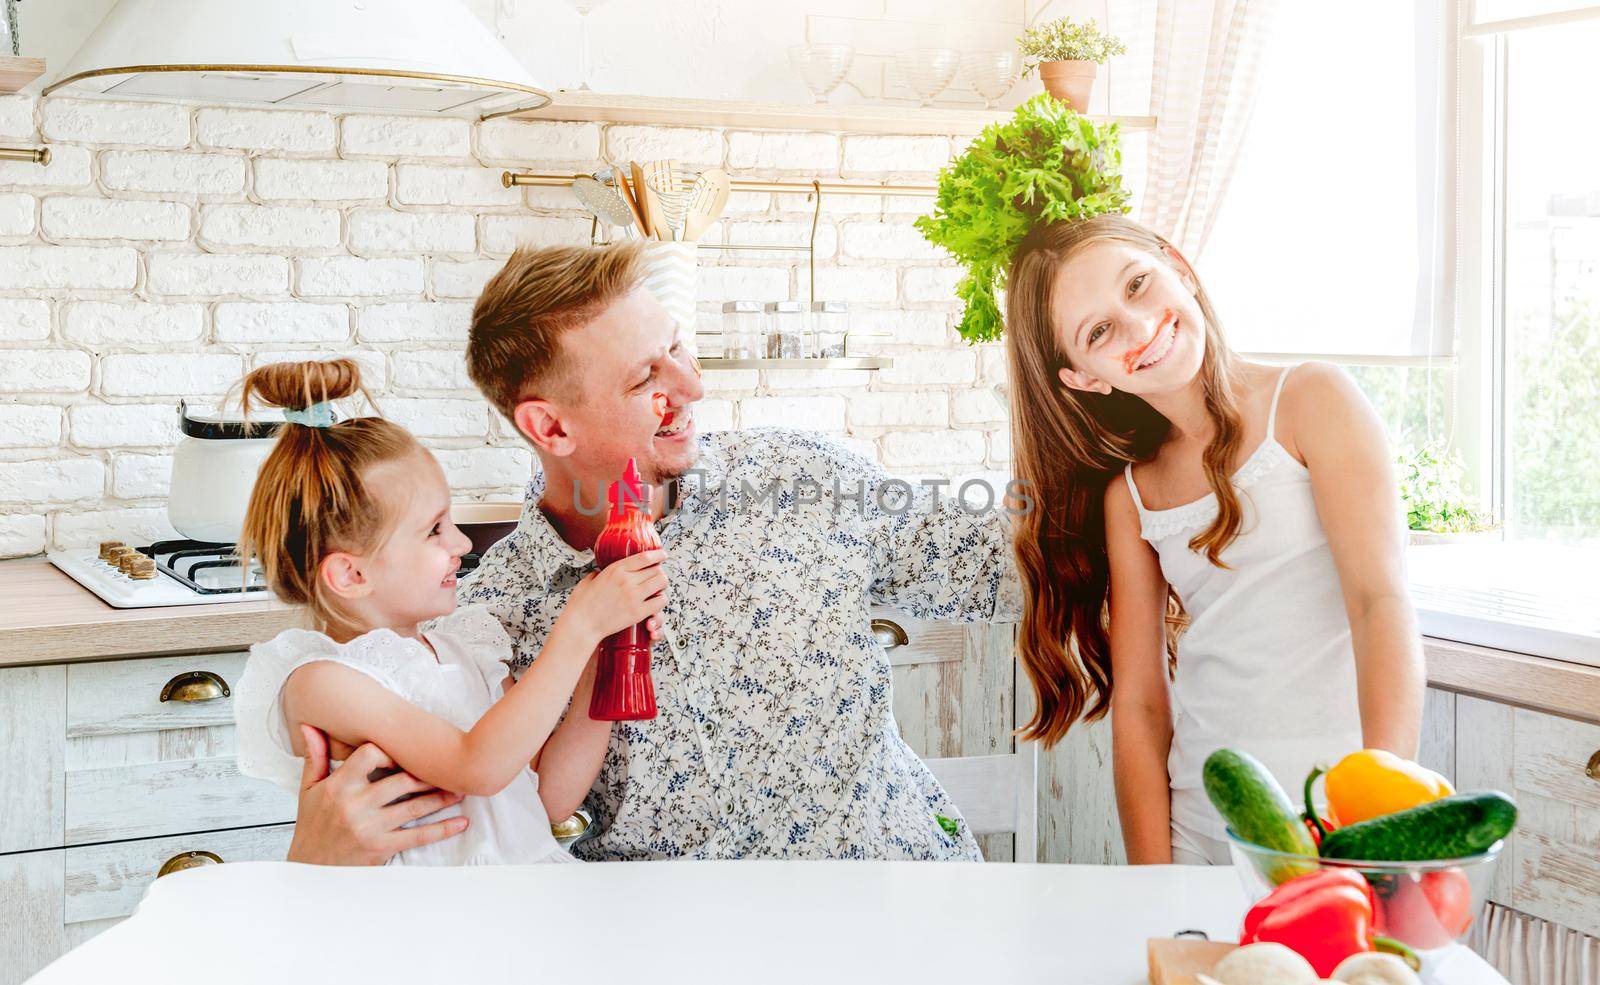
(49, 539, 270, 609)
(50, 539, 486, 609)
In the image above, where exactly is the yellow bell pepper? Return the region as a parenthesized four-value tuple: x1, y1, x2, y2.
(1325, 749, 1454, 826)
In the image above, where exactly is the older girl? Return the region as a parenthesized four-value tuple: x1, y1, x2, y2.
(1005, 214, 1424, 864)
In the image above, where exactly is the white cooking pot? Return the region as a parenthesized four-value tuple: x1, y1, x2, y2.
(167, 401, 284, 544)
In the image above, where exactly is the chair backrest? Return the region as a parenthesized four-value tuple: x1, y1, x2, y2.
(925, 743, 1039, 863)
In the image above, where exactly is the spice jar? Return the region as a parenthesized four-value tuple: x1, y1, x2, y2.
(810, 300, 849, 358)
(765, 300, 805, 359)
(721, 301, 762, 360)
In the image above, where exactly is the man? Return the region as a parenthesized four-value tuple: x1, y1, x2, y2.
(288, 241, 1021, 864)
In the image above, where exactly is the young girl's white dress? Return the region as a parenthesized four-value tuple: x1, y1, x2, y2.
(235, 605, 577, 866)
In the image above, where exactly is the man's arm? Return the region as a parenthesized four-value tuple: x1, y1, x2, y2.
(849, 453, 1022, 624)
(286, 725, 468, 866)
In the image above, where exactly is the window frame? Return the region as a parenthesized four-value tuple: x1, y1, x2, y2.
(1454, 1, 1600, 530)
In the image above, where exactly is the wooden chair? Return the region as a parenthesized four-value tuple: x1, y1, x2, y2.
(926, 743, 1040, 863)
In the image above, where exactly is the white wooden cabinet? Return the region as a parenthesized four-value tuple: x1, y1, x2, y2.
(0, 654, 296, 985)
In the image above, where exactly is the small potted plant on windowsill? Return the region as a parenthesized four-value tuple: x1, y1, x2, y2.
(1398, 444, 1498, 545)
(1018, 16, 1127, 113)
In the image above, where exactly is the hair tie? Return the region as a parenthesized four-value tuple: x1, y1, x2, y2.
(283, 401, 336, 428)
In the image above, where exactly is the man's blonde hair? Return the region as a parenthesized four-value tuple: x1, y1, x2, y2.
(467, 241, 649, 420)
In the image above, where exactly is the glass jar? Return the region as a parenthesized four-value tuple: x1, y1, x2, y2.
(810, 300, 849, 358)
(721, 300, 762, 360)
(765, 300, 806, 359)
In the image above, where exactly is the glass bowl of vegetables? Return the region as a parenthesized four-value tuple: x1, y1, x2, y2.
(1225, 830, 1504, 953)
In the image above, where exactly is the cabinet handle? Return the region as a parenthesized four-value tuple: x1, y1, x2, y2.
(871, 618, 909, 650)
(1587, 749, 1600, 781)
(160, 670, 230, 703)
(157, 850, 223, 878)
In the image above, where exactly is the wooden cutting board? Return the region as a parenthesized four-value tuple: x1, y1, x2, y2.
(1147, 937, 1237, 985)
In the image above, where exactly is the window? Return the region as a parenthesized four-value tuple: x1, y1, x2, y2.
(1500, 16, 1600, 542)
(1199, 2, 1452, 451)
(1478, 5, 1600, 537)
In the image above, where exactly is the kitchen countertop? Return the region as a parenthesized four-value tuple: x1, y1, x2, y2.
(0, 557, 304, 666)
(4, 557, 1599, 723)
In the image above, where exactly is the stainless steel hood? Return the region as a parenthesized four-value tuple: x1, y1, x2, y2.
(42, 0, 551, 120)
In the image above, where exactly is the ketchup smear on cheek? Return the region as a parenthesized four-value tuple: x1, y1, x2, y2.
(651, 391, 673, 429)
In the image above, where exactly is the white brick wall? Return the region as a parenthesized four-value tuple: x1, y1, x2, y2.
(146, 254, 289, 296)
(42, 197, 191, 242)
(196, 108, 337, 155)
(64, 302, 206, 345)
(0, 94, 1004, 556)
(214, 303, 350, 344)
(254, 159, 390, 203)
(200, 205, 342, 251)
(341, 116, 472, 159)
(101, 151, 247, 196)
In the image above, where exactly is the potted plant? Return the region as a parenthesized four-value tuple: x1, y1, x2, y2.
(1396, 445, 1498, 544)
(915, 95, 1131, 343)
(1017, 16, 1127, 113)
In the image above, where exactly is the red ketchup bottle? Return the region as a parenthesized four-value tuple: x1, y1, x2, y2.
(587, 457, 662, 721)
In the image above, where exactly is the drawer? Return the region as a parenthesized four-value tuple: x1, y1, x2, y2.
(66, 755, 296, 845)
(1511, 708, 1600, 814)
(67, 652, 249, 738)
(65, 823, 294, 925)
(870, 607, 964, 667)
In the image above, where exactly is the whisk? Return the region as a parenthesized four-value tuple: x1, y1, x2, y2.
(645, 165, 698, 242)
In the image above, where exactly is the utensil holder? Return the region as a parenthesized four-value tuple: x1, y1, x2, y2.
(642, 241, 699, 348)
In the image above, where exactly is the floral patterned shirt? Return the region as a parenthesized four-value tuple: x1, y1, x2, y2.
(457, 427, 1022, 861)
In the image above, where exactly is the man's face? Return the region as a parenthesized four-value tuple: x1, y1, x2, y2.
(538, 286, 704, 487)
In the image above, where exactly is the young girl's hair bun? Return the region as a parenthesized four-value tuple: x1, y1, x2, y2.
(237, 358, 419, 622)
(240, 357, 367, 420)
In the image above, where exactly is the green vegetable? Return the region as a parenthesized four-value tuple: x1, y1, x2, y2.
(935, 814, 960, 836)
(1320, 791, 1518, 861)
(914, 94, 1131, 344)
(1203, 749, 1319, 882)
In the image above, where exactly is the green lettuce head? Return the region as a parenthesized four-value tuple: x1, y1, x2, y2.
(915, 95, 1132, 344)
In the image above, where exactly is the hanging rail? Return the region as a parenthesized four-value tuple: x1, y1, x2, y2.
(502, 171, 936, 197)
(0, 146, 49, 164)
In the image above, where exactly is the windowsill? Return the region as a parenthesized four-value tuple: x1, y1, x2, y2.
(1408, 542, 1600, 670)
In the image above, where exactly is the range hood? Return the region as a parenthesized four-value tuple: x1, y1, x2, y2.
(42, 0, 551, 120)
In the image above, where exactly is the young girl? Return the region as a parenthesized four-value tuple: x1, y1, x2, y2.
(233, 359, 667, 865)
(1005, 214, 1425, 865)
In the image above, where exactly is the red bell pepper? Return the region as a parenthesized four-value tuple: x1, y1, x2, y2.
(1241, 869, 1387, 977)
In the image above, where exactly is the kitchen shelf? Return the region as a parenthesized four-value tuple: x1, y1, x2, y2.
(698, 356, 893, 371)
(510, 91, 1155, 137)
(0, 56, 45, 94)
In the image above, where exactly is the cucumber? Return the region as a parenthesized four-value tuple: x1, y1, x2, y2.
(1203, 749, 1319, 860)
(1320, 791, 1518, 861)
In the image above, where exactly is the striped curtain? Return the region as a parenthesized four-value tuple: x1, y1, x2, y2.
(1469, 902, 1600, 985)
(1137, 0, 1281, 257)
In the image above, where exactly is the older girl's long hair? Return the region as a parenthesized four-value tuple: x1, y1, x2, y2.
(1008, 214, 1246, 747)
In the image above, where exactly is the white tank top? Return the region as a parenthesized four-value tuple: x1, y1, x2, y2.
(1123, 366, 1362, 840)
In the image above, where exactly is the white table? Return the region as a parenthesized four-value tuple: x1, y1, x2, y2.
(29, 861, 1507, 985)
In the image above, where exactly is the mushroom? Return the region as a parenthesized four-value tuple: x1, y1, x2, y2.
(1208, 942, 1321, 985)
(1330, 953, 1422, 985)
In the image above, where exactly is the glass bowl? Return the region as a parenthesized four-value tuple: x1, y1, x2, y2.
(1225, 828, 1503, 954)
(789, 43, 855, 103)
(964, 50, 1020, 109)
(892, 48, 961, 106)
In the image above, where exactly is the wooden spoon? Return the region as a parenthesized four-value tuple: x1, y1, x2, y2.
(632, 160, 669, 240)
(683, 168, 731, 241)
